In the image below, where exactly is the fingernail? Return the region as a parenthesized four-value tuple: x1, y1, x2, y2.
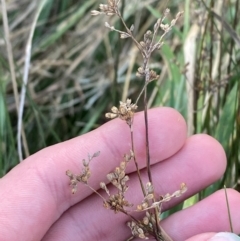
(209, 232, 240, 241)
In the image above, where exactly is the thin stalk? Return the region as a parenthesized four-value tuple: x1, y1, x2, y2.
(142, 57, 162, 239)
(18, 0, 47, 161)
(143, 85, 152, 183)
(117, 11, 145, 58)
(85, 183, 107, 202)
(142, 58, 152, 185)
(136, 82, 148, 105)
(224, 186, 233, 232)
(130, 123, 146, 197)
(1, 0, 29, 159)
(121, 208, 140, 224)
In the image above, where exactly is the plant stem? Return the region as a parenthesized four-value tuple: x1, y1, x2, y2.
(85, 183, 107, 202)
(129, 123, 146, 197)
(143, 86, 152, 183)
(142, 57, 152, 185)
(117, 11, 145, 58)
(142, 57, 163, 240)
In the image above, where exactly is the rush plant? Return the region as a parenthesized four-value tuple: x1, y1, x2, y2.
(66, 1, 186, 240)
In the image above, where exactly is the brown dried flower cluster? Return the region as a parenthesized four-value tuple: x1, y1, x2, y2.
(126, 183, 187, 240)
(127, 220, 149, 240)
(135, 9, 183, 83)
(137, 67, 160, 82)
(105, 99, 137, 126)
(137, 183, 187, 212)
(66, 151, 100, 194)
(91, 0, 120, 16)
(100, 151, 134, 213)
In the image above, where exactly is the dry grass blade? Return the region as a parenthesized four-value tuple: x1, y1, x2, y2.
(224, 185, 234, 233)
(1, 0, 29, 159)
(1, 0, 19, 111)
(184, 24, 199, 136)
(17, 0, 47, 161)
(211, 10, 240, 48)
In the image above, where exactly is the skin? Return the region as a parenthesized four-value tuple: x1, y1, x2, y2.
(0, 107, 239, 241)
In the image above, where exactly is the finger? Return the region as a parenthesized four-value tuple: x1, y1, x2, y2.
(0, 107, 186, 241)
(42, 134, 227, 241)
(162, 189, 240, 241)
(185, 233, 217, 241)
(185, 232, 240, 241)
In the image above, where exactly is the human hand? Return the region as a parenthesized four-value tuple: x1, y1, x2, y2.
(0, 108, 239, 241)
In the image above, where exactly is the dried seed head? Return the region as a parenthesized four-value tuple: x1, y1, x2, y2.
(66, 152, 100, 193)
(146, 182, 154, 194)
(71, 186, 77, 194)
(173, 190, 182, 197)
(105, 113, 118, 119)
(105, 99, 138, 126)
(91, 10, 101, 16)
(164, 8, 170, 16)
(146, 30, 152, 36)
(138, 67, 145, 74)
(137, 204, 143, 211)
(120, 33, 130, 39)
(103, 201, 110, 209)
(171, 19, 177, 26)
(130, 24, 134, 32)
(115, 167, 121, 174)
(121, 175, 129, 185)
(163, 193, 171, 202)
(100, 182, 110, 196)
(149, 69, 160, 81)
(127, 221, 149, 239)
(160, 23, 170, 32)
(143, 216, 149, 225)
(107, 193, 132, 213)
(145, 193, 154, 200)
(111, 106, 118, 113)
(100, 182, 106, 189)
(141, 201, 149, 209)
(93, 0, 120, 16)
(176, 11, 184, 19)
(180, 182, 187, 193)
(66, 170, 73, 178)
(107, 173, 115, 182)
(120, 161, 126, 170)
(140, 41, 146, 48)
(105, 21, 110, 28)
(92, 151, 100, 158)
(108, 0, 115, 7)
(99, 4, 108, 11)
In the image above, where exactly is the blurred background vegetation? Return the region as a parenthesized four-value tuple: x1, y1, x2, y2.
(0, 0, 239, 210)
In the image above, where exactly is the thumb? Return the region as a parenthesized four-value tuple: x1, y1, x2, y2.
(186, 232, 240, 241)
(209, 233, 240, 241)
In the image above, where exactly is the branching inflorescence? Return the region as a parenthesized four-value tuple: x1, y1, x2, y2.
(66, 1, 186, 240)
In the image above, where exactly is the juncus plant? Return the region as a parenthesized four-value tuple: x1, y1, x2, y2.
(66, 1, 186, 240)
